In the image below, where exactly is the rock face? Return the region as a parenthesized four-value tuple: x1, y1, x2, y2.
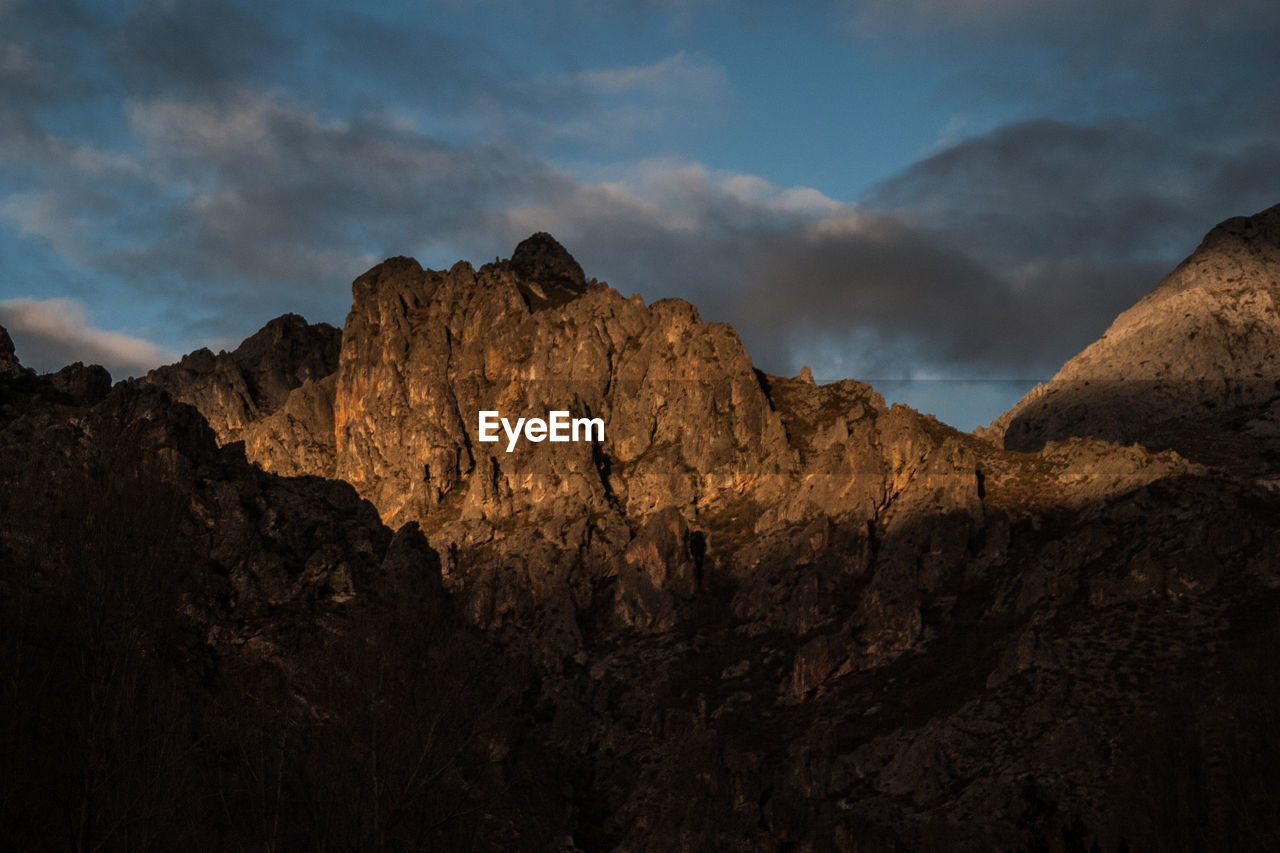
(988, 203, 1280, 474)
(9, 229, 1280, 851)
(145, 312, 341, 476)
(325, 249, 1044, 650)
(47, 362, 112, 403)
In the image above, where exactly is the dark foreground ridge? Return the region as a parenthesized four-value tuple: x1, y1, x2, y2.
(3, 224, 1280, 851)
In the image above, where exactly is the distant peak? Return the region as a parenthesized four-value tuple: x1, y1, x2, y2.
(508, 232, 587, 293)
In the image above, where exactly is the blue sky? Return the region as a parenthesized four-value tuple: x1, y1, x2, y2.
(2, 0, 1278, 429)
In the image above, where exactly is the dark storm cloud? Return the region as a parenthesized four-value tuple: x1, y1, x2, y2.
(809, 0, 1280, 382)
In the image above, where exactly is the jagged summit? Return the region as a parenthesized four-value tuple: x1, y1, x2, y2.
(144, 312, 341, 458)
(504, 231, 590, 309)
(508, 231, 586, 289)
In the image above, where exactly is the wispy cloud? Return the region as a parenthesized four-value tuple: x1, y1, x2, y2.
(574, 51, 727, 98)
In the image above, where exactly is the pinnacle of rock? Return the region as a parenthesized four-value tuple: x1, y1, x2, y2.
(504, 232, 590, 309)
(144, 313, 341, 453)
(509, 232, 586, 288)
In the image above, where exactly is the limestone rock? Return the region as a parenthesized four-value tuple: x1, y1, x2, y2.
(241, 374, 339, 478)
(330, 244, 795, 562)
(990, 203, 1280, 475)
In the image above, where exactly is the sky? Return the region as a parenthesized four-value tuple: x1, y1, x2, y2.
(1, 0, 1278, 430)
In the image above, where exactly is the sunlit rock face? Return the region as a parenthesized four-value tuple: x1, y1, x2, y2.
(138, 234, 1205, 645)
(332, 245, 799, 529)
(323, 236, 1028, 642)
(988, 203, 1280, 474)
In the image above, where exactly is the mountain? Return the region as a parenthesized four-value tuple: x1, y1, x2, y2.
(4, 224, 1280, 851)
(986, 202, 1280, 479)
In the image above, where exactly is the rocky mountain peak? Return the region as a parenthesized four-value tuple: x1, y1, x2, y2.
(1138, 201, 1280, 308)
(144, 313, 341, 453)
(509, 231, 586, 289)
(988, 203, 1280, 475)
(1199, 200, 1280, 256)
(351, 255, 424, 302)
(503, 231, 590, 309)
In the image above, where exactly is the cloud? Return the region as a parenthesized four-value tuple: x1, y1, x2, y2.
(497, 160, 1023, 377)
(540, 52, 731, 148)
(575, 51, 727, 99)
(490, 107, 1277, 385)
(0, 297, 172, 378)
(120, 93, 569, 290)
(849, 0, 1280, 121)
(861, 118, 1280, 357)
(108, 0, 291, 97)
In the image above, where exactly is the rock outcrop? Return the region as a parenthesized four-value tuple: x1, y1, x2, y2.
(145, 312, 341, 477)
(504, 230, 590, 308)
(987, 203, 1280, 475)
